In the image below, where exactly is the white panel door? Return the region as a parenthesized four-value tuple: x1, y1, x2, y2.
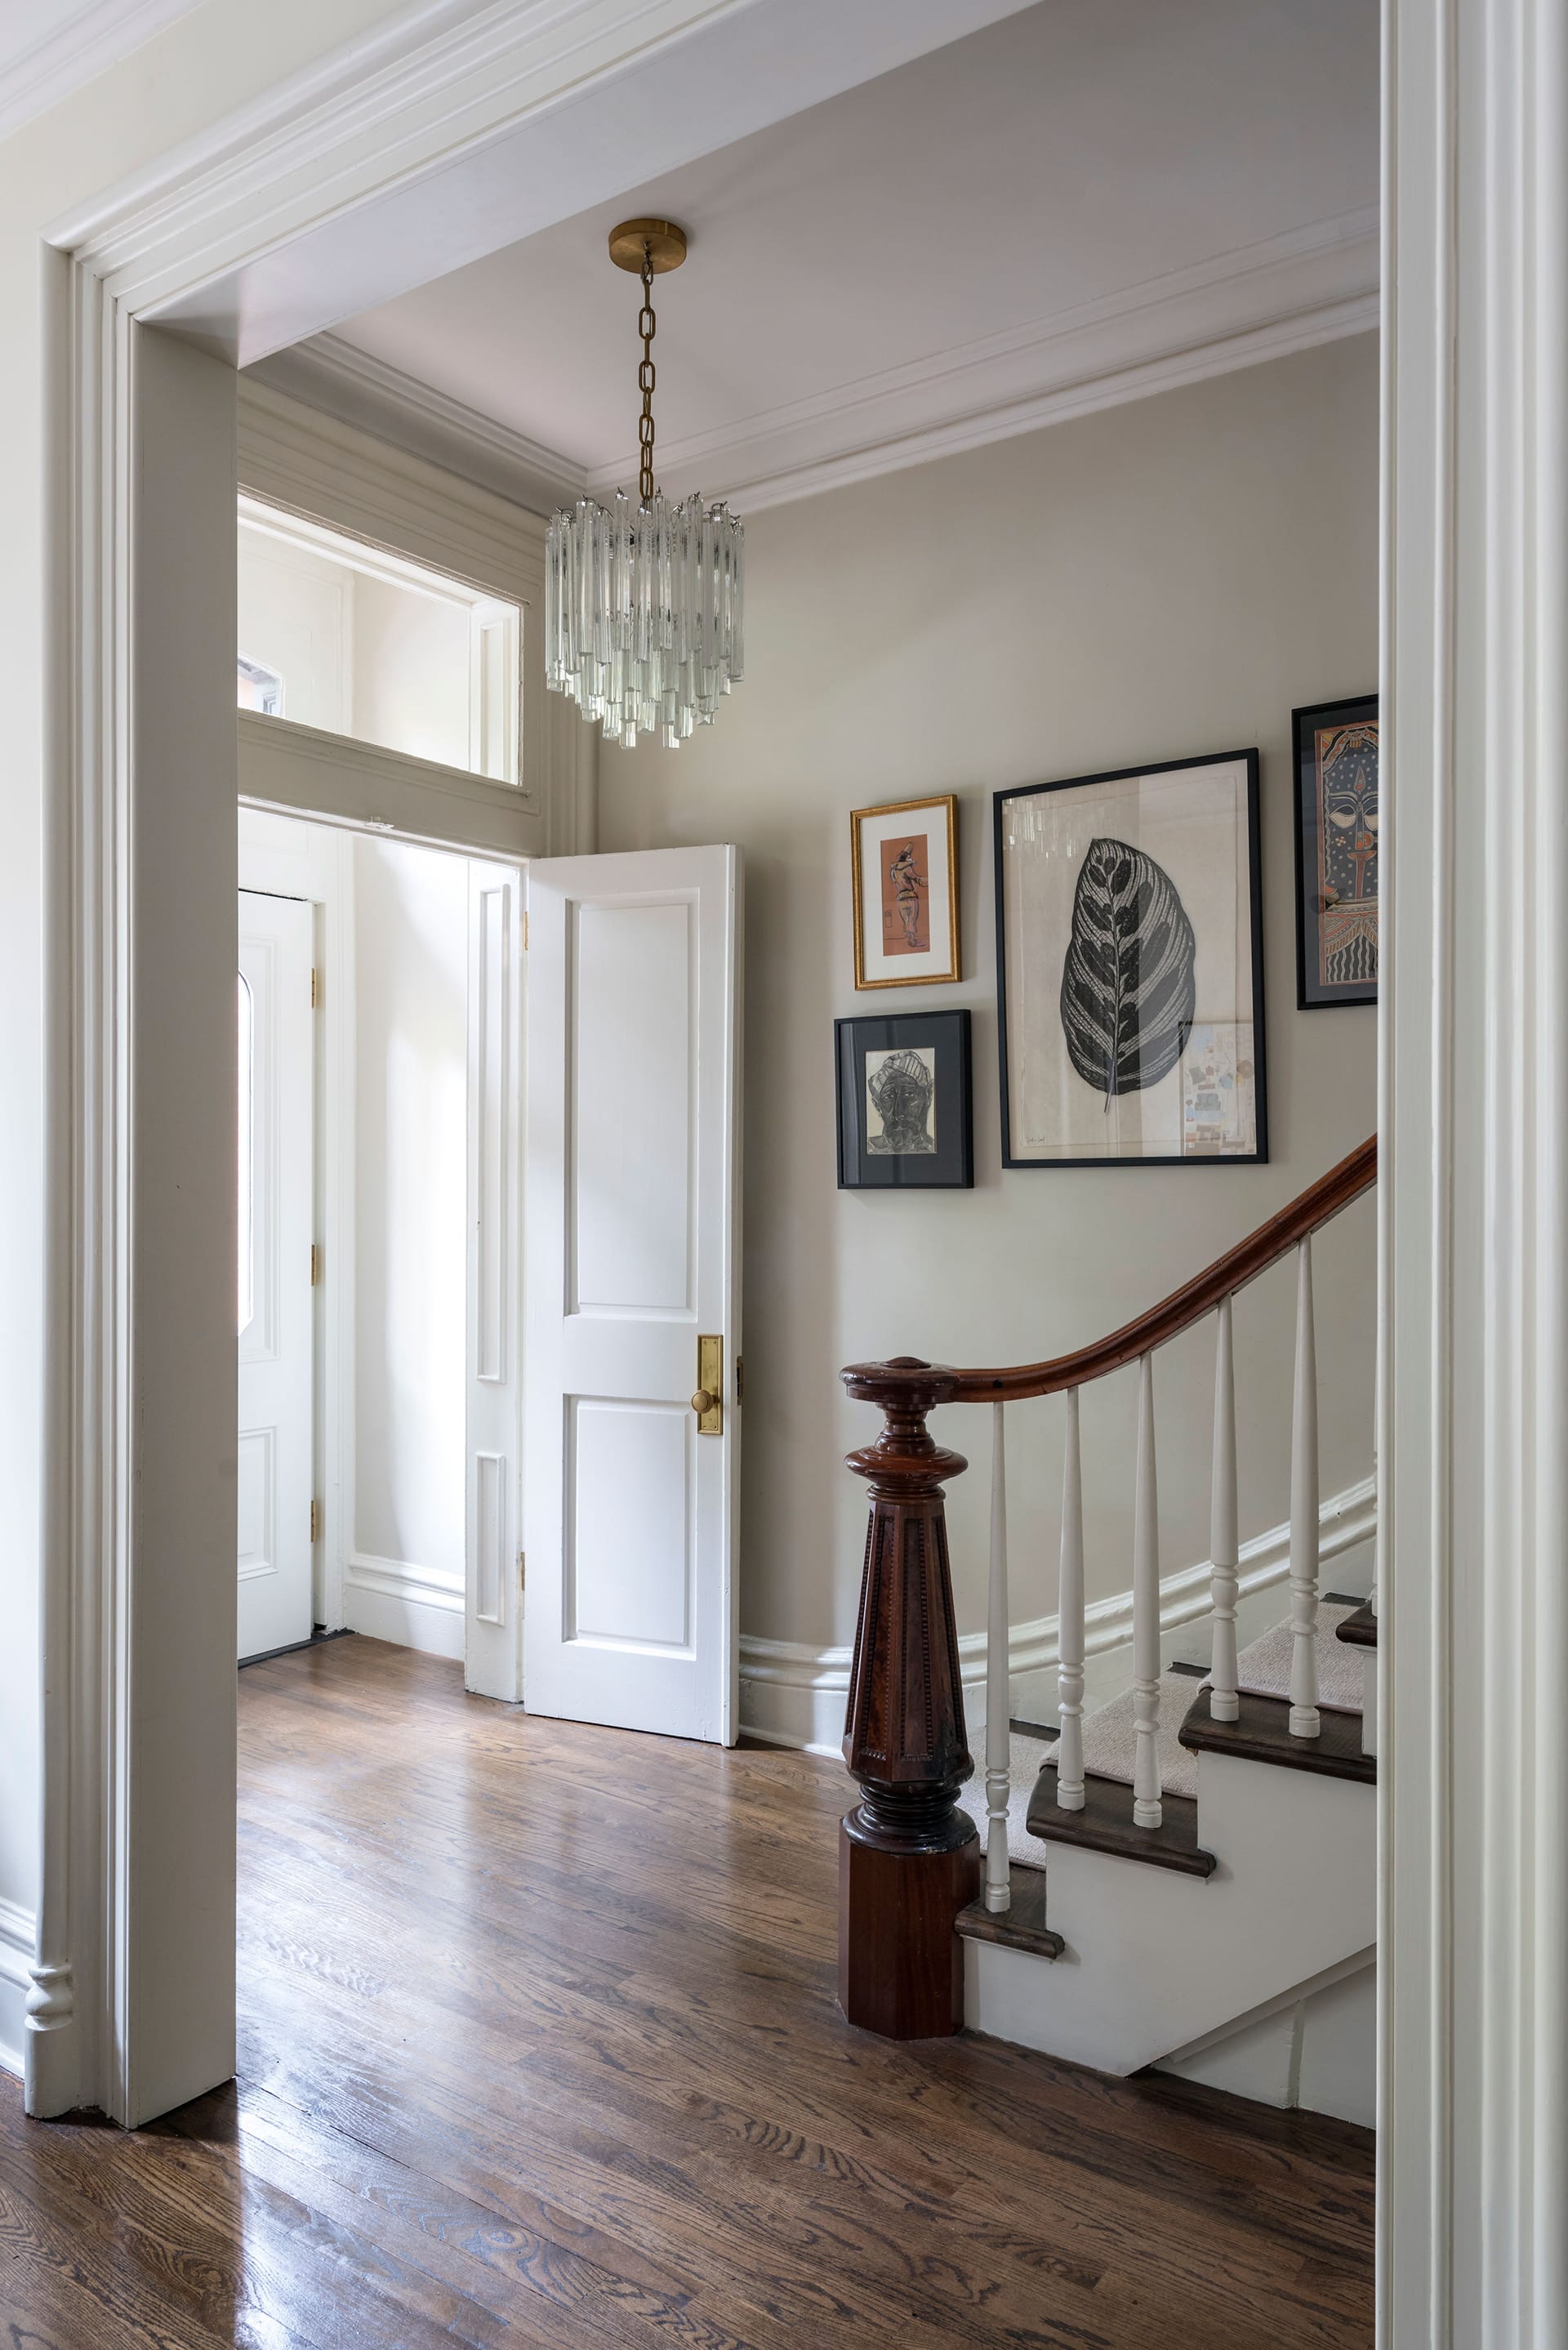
(523, 846, 742, 1742)
(237, 891, 315, 1661)
(466, 858, 524, 1700)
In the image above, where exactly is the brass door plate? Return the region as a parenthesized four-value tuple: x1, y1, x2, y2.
(694, 1335, 723, 1436)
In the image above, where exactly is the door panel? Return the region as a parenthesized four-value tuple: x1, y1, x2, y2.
(465, 858, 524, 1700)
(237, 890, 314, 1661)
(524, 846, 742, 1742)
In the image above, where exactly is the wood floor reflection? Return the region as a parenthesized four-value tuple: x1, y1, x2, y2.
(0, 1635, 1374, 2346)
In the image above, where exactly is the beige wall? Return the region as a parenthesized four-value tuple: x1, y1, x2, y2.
(599, 334, 1380, 1657)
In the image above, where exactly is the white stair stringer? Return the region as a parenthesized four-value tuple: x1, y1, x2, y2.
(964, 1743, 1374, 2078)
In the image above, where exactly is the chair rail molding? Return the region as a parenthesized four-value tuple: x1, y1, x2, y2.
(739, 1475, 1377, 1757)
(1382, 0, 1568, 2342)
(31, 0, 1036, 2129)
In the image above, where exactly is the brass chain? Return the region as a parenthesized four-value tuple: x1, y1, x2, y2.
(636, 244, 657, 504)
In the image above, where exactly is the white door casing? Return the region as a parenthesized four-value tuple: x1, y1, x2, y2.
(523, 846, 742, 1743)
(466, 857, 525, 1701)
(237, 891, 315, 1660)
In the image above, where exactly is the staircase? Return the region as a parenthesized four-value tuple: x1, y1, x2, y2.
(835, 1139, 1378, 2124)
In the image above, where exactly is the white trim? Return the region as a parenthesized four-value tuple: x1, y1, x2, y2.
(237, 381, 596, 852)
(0, 0, 203, 143)
(344, 1551, 466, 1661)
(238, 711, 547, 862)
(56, 0, 1038, 359)
(249, 337, 587, 519)
(261, 207, 1379, 518)
(1382, 0, 1568, 2335)
(741, 1475, 1377, 1756)
(0, 1898, 34, 2080)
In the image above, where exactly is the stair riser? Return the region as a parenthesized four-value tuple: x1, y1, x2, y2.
(965, 1746, 1374, 2075)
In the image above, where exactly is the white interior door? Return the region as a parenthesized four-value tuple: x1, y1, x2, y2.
(237, 890, 315, 1661)
(523, 845, 742, 1742)
(465, 857, 524, 1700)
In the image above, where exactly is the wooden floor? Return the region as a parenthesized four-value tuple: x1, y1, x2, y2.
(0, 1637, 1373, 2348)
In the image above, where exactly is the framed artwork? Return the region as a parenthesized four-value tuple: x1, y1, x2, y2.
(995, 750, 1267, 1167)
(1292, 693, 1379, 1008)
(850, 794, 960, 988)
(836, 1009, 973, 1189)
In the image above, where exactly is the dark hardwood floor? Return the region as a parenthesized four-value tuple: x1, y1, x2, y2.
(0, 1636, 1374, 2348)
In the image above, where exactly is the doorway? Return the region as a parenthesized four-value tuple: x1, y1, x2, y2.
(237, 804, 526, 1695)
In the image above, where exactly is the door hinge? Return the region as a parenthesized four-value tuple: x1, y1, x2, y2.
(523, 910, 529, 951)
(310, 1243, 321, 1286)
(517, 1550, 526, 1590)
(310, 968, 319, 1009)
(310, 1500, 322, 1544)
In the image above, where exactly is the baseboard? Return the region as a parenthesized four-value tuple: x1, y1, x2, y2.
(738, 1474, 1375, 1754)
(0, 1897, 35, 2082)
(344, 1550, 464, 1661)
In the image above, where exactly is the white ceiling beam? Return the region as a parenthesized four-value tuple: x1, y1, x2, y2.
(117, 0, 1040, 366)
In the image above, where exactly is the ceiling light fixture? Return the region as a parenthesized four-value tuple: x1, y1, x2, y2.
(545, 217, 744, 750)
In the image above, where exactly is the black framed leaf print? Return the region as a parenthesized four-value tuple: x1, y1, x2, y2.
(995, 751, 1267, 1167)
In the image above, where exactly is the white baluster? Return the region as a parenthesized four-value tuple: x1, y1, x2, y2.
(1209, 1295, 1240, 1721)
(985, 1400, 1011, 1911)
(1289, 1236, 1321, 1737)
(1132, 1353, 1162, 1828)
(1056, 1387, 1086, 1809)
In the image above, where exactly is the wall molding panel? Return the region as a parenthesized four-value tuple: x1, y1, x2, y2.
(741, 1476, 1377, 1756)
(0, 1898, 35, 2080)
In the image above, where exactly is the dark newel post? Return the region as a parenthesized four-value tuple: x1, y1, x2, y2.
(838, 1355, 978, 2038)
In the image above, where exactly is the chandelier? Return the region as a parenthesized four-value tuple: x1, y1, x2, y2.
(545, 218, 744, 750)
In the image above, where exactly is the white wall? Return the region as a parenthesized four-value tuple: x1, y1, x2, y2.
(599, 336, 1381, 1694)
(353, 574, 471, 769)
(347, 835, 469, 1655)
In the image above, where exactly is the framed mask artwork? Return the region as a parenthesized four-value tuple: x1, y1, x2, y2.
(995, 750, 1267, 1167)
(850, 794, 960, 988)
(835, 1009, 973, 1189)
(1292, 694, 1379, 1008)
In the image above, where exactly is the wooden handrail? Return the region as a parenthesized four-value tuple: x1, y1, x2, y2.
(835, 1132, 1376, 2039)
(840, 1136, 1376, 1415)
(951, 1135, 1376, 1402)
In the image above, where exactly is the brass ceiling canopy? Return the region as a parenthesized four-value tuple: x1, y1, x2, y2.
(607, 217, 688, 274)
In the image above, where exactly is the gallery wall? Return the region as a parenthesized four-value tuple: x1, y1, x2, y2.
(598, 333, 1380, 1716)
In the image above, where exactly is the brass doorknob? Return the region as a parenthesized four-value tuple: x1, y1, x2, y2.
(690, 1388, 715, 1416)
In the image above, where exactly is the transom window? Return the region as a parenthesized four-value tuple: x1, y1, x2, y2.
(238, 497, 523, 786)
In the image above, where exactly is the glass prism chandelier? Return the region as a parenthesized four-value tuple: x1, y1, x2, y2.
(545, 217, 744, 751)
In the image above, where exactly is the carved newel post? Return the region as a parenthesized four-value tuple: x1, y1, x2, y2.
(838, 1356, 979, 2037)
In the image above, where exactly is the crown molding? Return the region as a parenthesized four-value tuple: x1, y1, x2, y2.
(276, 205, 1378, 519)
(0, 0, 203, 143)
(246, 337, 587, 518)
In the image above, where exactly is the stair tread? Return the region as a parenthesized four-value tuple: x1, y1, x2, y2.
(1178, 1688, 1375, 1783)
(1334, 1601, 1379, 1648)
(1025, 1761, 1218, 1879)
(956, 1865, 1065, 1958)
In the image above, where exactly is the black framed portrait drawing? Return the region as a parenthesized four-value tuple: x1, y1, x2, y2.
(836, 1009, 973, 1189)
(994, 750, 1268, 1168)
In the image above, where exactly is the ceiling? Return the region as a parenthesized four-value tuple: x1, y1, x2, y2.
(260, 0, 1379, 514)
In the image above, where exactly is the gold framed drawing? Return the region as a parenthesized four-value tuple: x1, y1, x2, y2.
(850, 794, 960, 989)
